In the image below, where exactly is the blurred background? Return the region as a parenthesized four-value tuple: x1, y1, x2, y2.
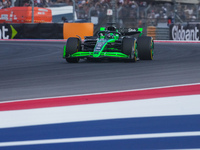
(1, 0, 200, 38)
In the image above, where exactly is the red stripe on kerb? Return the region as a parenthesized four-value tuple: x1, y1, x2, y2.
(0, 84, 200, 111)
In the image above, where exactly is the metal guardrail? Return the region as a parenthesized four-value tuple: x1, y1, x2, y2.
(156, 27, 170, 40)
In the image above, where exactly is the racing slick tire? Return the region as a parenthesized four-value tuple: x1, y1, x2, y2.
(137, 36, 153, 60)
(65, 37, 81, 63)
(122, 38, 137, 62)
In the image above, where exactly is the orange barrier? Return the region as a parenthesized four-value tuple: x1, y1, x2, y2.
(0, 7, 52, 23)
(63, 23, 93, 40)
(147, 26, 156, 40)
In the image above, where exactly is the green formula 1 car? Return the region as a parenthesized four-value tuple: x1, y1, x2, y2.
(63, 26, 154, 63)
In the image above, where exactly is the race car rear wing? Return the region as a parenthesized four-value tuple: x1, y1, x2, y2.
(120, 28, 143, 37)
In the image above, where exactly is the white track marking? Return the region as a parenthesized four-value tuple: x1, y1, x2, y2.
(0, 131, 200, 147)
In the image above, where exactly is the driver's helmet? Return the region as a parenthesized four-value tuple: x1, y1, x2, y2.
(107, 33, 114, 39)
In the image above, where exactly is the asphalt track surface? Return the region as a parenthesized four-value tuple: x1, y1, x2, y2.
(0, 40, 200, 102)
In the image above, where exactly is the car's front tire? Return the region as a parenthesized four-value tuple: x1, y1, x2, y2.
(65, 37, 81, 63)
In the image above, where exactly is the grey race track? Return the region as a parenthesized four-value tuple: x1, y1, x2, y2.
(0, 41, 200, 102)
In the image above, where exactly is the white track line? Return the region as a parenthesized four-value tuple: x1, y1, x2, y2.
(0, 131, 200, 147)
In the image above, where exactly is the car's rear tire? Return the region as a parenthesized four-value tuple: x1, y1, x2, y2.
(137, 36, 153, 60)
(122, 38, 137, 62)
(65, 37, 81, 63)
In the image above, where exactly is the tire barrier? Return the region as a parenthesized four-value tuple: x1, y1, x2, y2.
(147, 26, 170, 40)
(147, 26, 156, 40)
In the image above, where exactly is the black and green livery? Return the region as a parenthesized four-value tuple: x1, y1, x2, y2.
(63, 26, 154, 63)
